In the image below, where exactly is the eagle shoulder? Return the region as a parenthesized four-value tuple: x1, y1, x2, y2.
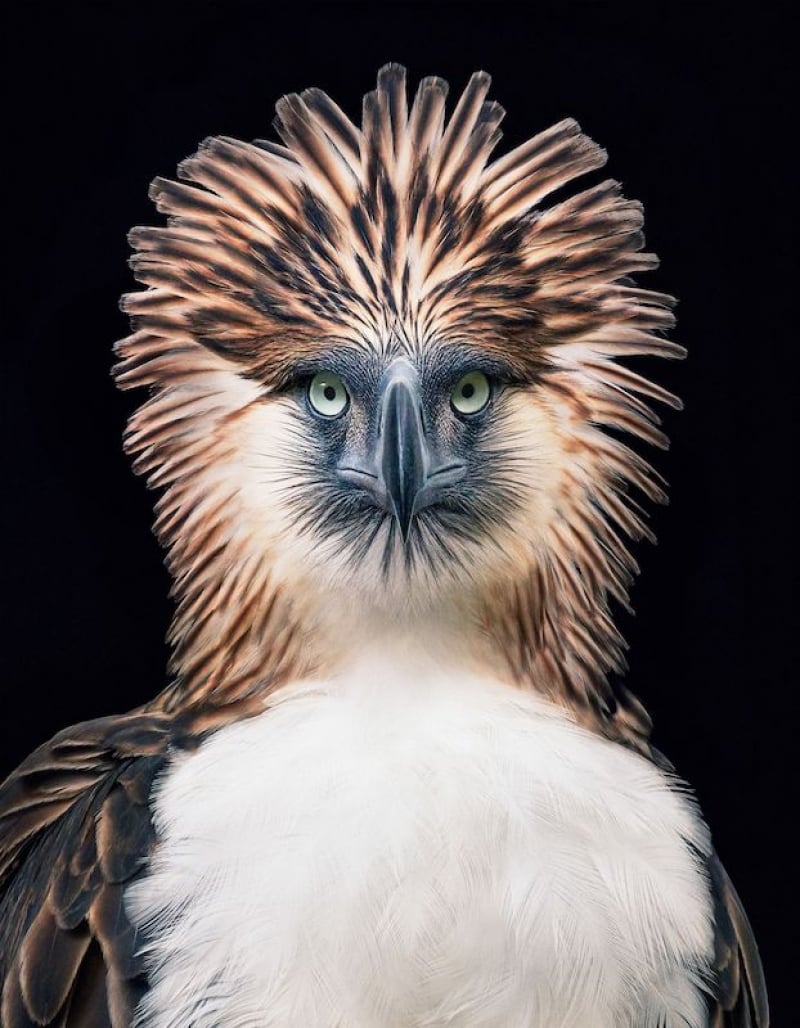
(708, 851, 769, 1027)
(0, 711, 173, 1027)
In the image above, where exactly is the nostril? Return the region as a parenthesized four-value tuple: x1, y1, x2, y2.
(337, 465, 378, 482)
(427, 462, 466, 485)
(336, 465, 388, 507)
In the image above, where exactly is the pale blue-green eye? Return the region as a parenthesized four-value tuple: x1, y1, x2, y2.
(308, 371, 349, 418)
(450, 371, 491, 415)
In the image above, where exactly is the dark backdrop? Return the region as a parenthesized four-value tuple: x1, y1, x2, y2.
(2, 2, 795, 1019)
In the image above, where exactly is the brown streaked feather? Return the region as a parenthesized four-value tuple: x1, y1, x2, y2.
(435, 71, 493, 191)
(707, 855, 770, 1027)
(300, 86, 362, 167)
(274, 94, 359, 214)
(0, 714, 173, 1027)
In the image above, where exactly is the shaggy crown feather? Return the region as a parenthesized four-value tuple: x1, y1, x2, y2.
(114, 64, 683, 748)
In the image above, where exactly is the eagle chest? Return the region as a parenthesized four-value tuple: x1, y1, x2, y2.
(127, 672, 715, 1028)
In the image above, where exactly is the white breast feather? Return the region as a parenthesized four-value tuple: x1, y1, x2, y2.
(127, 660, 714, 1027)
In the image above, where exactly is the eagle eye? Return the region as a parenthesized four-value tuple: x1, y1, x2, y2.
(308, 371, 350, 418)
(450, 371, 491, 416)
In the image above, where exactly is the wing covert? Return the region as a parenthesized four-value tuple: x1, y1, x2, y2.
(708, 852, 769, 1027)
(0, 713, 173, 1027)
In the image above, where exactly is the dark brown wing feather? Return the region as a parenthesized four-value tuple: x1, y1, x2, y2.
(708, 852, 770, 1027)
(0, 713, 174, 1027)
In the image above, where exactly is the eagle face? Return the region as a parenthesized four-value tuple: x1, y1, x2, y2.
(206, 330, 578, 627)
(263, 342, 538, 588)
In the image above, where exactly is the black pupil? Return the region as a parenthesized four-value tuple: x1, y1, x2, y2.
(323, 384, 337, 402)
(462, 382, 475, 399)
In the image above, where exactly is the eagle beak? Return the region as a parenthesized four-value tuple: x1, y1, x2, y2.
(337, 363, 466, 541)
(378, 369, 428, 541)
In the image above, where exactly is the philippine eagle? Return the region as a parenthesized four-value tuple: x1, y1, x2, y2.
(0, 65, 767, 1028)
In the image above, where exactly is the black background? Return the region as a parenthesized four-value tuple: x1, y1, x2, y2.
(2, 2, 795, 1019)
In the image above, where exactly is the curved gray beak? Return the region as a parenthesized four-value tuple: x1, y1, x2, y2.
(337, 363, 466, 541)
(378, 371, 428, 540)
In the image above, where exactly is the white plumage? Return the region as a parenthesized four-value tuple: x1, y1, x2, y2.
(129, 645, 714, 1028)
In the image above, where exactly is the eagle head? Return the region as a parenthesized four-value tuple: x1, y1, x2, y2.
(115, 65, 681, 737)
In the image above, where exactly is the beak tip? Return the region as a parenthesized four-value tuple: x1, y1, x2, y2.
(390, 499, 414, 543)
